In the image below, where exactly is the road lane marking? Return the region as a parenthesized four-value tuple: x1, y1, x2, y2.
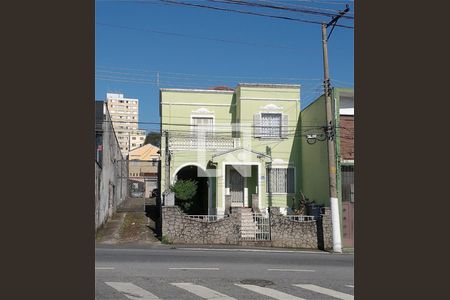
(105, 282, 160, 300)
(171, 282, 236, 300)
(169, 267, 220, 270)
(267, 269, 315, 272)
(177, 248, 329, 254)
(235, 284, 305, 300)
(294, 284, 353, 300)
(346, 285, 354, 288)
(95, 267, 115, 270)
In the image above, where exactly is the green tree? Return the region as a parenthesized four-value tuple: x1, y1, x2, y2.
(170, 179, 198, 213)
(144, 131, 161, 148)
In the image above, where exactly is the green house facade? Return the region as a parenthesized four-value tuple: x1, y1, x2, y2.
(160, 84, 302, 216)
(300, 87, 354, 248)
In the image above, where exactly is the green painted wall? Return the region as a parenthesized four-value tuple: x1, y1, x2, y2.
(300, 87, 354, 248)
(299, 95, 330, 206)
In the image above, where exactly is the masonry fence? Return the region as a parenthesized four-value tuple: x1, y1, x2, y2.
(161, 206, 333, 250)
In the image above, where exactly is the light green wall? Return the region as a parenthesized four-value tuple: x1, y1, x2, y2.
(300, 95, 330, 205)
(160, 85, 301, 212)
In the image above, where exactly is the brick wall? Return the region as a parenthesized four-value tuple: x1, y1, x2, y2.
(340, 116, 354, 160)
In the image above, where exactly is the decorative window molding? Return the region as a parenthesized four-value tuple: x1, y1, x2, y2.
(260, 103, 284, 111)
(192, 107, 214, 114)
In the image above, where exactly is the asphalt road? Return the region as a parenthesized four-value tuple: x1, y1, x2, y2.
(95, 245, 354, 300)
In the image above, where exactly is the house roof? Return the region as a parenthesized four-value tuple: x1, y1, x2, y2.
(128, 143, 160, 160)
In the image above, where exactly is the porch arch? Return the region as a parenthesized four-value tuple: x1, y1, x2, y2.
(172, 163, 211, 215)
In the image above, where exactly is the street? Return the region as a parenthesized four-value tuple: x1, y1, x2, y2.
(96, 245, 354, 299)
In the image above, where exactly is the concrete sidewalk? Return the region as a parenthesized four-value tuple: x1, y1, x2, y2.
(96, 197, 161, 245)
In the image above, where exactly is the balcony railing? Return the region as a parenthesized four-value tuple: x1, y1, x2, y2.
(169, 136, 240, 150)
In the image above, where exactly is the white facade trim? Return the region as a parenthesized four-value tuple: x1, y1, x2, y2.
(161, 102, 233, 107)
(240, 97, 299, 102)
(341, 159, 354, 164)
(161, 88, 234, 94)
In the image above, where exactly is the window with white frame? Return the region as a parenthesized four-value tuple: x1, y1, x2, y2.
(261, 113, 281, 137)
(266, 167, 295, 193)
(192, 116, 213, 137)
(254, 113, 288, 138)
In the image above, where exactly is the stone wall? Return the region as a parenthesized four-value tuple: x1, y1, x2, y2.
(161, 206, 240, 245)
(270, 207, 318, 249)
(321, 207, 333, 250)
(161, 205, 333, 250)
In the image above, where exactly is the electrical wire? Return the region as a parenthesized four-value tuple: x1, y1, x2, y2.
(158, 0, 353, 28)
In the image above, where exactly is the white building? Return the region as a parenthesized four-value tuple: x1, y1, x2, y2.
(105, 93, 146, 157)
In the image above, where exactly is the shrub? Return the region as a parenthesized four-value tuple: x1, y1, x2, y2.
(170, 179, 198, 212)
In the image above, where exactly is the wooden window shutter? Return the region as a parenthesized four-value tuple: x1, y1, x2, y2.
(253, 113, 261, 138)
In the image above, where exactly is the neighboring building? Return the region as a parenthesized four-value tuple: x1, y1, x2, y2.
(95, 101, 128, 230)
(127, 143, 160, 198)
(105, 93, 146, 156)
(160, 84, 301, 216)
(300, 87, 354, 248)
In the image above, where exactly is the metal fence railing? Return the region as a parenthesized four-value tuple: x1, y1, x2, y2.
(240, 213, 270, 241)
(286, 215, 316, 222)
(186, 215, 228, 222)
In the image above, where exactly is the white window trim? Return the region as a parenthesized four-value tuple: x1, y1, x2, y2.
(259, 112, 283, 139)
(190, 114, 216, 134)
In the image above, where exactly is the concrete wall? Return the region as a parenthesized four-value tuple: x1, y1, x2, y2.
(95, 105, 128, 230)
(161, 206, 332, 250)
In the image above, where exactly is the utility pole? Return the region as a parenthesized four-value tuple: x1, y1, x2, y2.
(164, 130, 170, 192)
(321, 4, 349, 253)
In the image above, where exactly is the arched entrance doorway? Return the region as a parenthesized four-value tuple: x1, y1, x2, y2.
(173, 165, 209, 215)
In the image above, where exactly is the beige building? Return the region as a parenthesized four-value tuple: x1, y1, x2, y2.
(128, 143, 160, 198)
(105, 92, 146, 156)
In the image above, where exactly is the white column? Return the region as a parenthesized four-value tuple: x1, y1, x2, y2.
(330, 197, 342, 253)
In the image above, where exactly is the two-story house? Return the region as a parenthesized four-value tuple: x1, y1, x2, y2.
(159, 83, 301, 217)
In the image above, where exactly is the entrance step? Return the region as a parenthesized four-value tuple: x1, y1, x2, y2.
(239, 209, 257, 240)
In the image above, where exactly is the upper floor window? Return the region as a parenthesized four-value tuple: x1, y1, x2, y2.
(192, 117, 214, 136)
(254, 113, 288, 139)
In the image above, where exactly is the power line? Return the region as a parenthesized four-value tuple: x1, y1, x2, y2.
(158, 0, 353, 28)
(205, 0, 353, 19)
(96, 22, 303, 51)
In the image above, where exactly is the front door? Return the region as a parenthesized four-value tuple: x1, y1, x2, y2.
(229, 168, 244, 207)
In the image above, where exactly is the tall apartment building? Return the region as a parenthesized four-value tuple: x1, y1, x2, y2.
(105, 93, 146, 157)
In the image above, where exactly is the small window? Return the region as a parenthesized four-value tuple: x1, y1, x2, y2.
(266, 167, 295, 193)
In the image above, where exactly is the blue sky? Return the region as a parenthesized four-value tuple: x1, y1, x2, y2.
(95, 0, 354, 133)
